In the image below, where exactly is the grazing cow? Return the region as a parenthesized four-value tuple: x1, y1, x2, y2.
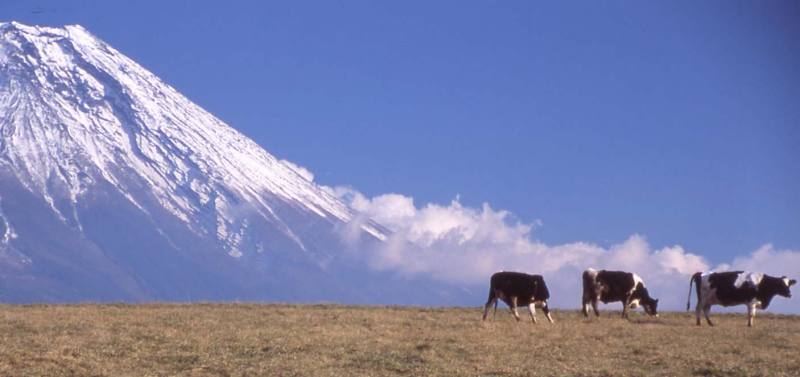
(582, 268, 659, 319)
(687, 271, 795, 327)
(482, 271, 554, 324)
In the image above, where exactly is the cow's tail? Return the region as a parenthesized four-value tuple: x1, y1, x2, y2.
(485, 288, 496, 307)
(483, 280, 498, 321)
(581, 269, 595, 300)
(687, 272, 702, 311)
(485, 278, 497, 307)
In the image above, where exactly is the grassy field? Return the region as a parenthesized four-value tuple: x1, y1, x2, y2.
(0, 304, 798, 376)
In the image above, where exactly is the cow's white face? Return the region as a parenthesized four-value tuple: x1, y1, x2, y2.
(642, 299, 659, 316)
(782, 277, 796, 298)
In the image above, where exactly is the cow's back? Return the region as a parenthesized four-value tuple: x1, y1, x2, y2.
(709, 271, 758, 305)
(596, 270, 635, 303)
(490, 271, 537, 301)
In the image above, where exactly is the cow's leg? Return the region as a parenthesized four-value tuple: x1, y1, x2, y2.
(510, 296, 521, 322)
(695, 302, 703, 326)
(747, 303, 757, 327)
(542, 302, 555, 324)
(621, 295, 631, 319)
(703, 304, 714, 327)
(592, 284, 603, 317)
(582, 294, 591, 318)
(528, 303, 537, 324)
(493, 298, 498, 319)
(594, 283, 606, 317)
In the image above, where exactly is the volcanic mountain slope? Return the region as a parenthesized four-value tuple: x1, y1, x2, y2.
(0, 21, 450, 303)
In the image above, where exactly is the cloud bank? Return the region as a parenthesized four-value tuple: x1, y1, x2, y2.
(328, 186, 800, 312)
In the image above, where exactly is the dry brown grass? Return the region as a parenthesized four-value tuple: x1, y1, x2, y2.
(0, 304, 798, 376)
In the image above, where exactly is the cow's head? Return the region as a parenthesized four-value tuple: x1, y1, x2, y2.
(533, 275, 551, 301)
(634, 285, 659, 317)
(780, 277, 796, 298)
(641, 297, 659, 317)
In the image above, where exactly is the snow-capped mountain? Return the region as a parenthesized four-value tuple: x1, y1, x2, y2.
(0, 22, 433, 303)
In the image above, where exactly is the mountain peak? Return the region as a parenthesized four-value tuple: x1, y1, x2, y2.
(1, 22, 385, 281)
(0, 21, 81, 38)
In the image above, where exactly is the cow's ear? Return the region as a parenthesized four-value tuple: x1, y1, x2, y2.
(790, 279, 797, 287)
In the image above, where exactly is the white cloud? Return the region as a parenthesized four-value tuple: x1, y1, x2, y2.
(331, 187, 800, 312)
(727, 244, 800, 277)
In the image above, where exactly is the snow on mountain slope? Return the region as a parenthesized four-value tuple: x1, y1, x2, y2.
(0, 21, 383, 258)
(0, 22, 408, 302)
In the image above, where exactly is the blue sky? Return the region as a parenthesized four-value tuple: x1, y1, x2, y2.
(3, 0, 799, 268)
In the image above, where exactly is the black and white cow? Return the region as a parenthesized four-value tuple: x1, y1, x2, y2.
(687, 271, 795, 327)
(582, 268, 659, 319)
(482, 271, 554, 324)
